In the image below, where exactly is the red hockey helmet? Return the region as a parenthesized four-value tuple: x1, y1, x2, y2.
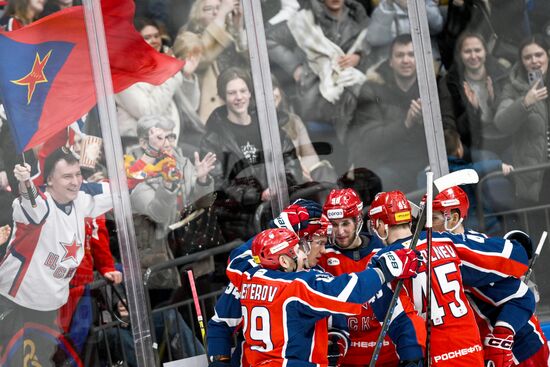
(427, 186, 469, 219)
(368, 191, 412, 226)
(299, 214, 333, 240)
(323, 188, 363, 220)
(252, 228, 300, 270)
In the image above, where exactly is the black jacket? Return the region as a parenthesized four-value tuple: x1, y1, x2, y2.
(439, 56, 510, 152)
(200, 106, 302, 208)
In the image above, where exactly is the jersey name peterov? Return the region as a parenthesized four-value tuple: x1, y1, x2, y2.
(241, 283, 278, 302)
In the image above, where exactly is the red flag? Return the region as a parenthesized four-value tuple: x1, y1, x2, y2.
(0, 0, 184, 152)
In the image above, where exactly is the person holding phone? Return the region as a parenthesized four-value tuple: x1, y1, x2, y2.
(494, 35, 549, 205)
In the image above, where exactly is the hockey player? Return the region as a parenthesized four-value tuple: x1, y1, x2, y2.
(319, 188, 425, 367)
(429, 186, 549, 367)
(0, 147, 113, 362)
(368, 190, 529, 367)
(226, 227, 422, 367)
(207, 199, 331, 366)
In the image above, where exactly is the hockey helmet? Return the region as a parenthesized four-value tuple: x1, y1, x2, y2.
(252, 228, 300, 270)
(369, 190, 412, 227)
(429, 186, 470, 219)
(323, 188, 363, 220)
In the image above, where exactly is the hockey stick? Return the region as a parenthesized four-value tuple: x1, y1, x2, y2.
(187, 270, 208, 350)
(524, 231, 547, 283)
(425, 172, 433, 367)
(368, 169, 479, 367)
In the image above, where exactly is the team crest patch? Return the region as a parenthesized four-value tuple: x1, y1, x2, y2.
(327, 257, 340, 266)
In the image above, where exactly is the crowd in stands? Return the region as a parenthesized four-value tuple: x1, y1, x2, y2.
(0, 0, 549, 365)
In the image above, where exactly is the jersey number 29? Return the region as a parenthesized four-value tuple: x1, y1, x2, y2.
(241, 306, 274, 352)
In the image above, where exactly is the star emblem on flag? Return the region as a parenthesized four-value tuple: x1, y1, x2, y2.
(11, 50, 52, 105)
(60, 234, 81, 263)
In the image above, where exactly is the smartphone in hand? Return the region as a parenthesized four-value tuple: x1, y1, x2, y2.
(528, 69, 543, 88)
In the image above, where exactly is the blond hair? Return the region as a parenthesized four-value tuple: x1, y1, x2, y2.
(173, 31, 204, 60)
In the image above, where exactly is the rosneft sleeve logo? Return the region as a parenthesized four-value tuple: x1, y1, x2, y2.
(252, 255, 261, 264)
(327, 209, 344, 219)
(394, 211, 411, 221)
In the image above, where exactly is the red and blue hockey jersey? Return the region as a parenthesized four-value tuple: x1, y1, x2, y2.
(382, 230, 529, 367)
(462, 229, 546, 365)
(318, 234, 425, 366)
(226, 249, 392, 367)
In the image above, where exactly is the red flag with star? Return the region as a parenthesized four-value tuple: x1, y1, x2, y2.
(0, 0, 184, 153)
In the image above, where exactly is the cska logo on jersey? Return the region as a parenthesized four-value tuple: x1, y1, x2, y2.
(60, 234, 82, 263)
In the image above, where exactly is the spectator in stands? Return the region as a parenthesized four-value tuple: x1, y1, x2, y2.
(172, 31, 207, 155)
(0, 0, 44, 30)
(102, 283, 205, 366)
(439, 0, 530, 70)
(128, 115, 215, 301)
(439, 32, 511, 158)
(200, 67, 302, 241)
(115, 17, 184, 151)
(266, 0, 369, 169)
(180, 0, 248, 123)
(57, 134, 122, 357)
(135, 17, 173, 55)
(347, 34, 428, 193)
(40, 0, 77, 18)
(441, 128, 514, 232)
(494, 35, 549, 205)
(272, 75, 337, 185)
(0, 148, 112, 363)
(366, 0, 443, 66)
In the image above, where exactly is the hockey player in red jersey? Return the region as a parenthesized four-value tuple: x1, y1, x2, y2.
(318, 188, 425, 367)
(368, 190, 529, 367)
(429, 186, 549, 367)
(226, 227, 422, 367)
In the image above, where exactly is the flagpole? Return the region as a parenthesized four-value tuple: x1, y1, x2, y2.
(21, 153, 37, 207)
(81, 1, 157, 366)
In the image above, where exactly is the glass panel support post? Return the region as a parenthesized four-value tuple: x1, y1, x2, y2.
(242, 0, 290, 216)
(82, 1, 158, 366)
(408, 0, 449, 178)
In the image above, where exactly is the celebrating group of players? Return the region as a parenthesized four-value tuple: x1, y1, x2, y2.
(206, 186, 549, 367)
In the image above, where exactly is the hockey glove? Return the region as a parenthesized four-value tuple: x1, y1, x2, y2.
(327, 331, 348, 367)
(484, 326, 514, 367)
(269, 199, 322, 233)
(372, 249, 421, 282)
